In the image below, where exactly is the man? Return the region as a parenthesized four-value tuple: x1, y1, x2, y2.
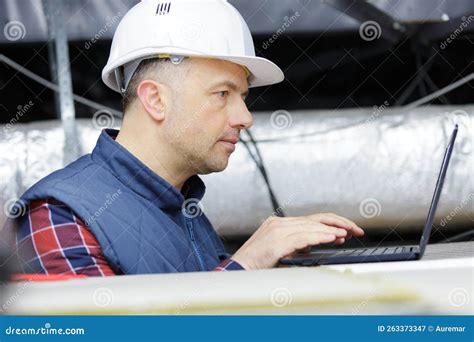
(8, 0, 364, 276)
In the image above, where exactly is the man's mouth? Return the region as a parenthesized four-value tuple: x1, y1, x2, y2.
(219, 138, 239, 144)
(218, 137, 239, 152)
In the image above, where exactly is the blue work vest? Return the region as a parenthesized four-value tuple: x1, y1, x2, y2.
(14, 129, 229, 275)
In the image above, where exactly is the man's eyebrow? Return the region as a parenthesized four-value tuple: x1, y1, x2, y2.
(209, 80, 249, 97)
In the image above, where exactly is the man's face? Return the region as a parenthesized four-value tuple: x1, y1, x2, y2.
(163, 58, 253, 175)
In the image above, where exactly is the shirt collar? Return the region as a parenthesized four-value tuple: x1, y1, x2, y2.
(91, 129, 206, 212)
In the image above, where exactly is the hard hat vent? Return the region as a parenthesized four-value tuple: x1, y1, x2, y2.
(156, 2, 171, 15)
(102, 0, 285, 92)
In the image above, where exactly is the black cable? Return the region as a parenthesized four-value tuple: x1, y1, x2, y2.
(241, 137, 284, 216)
(415, 48, 428, 97)
(417, 47, 450, 104)
(438, 229, 474, 244)
(0, 54, 122, 117)
(247, 130, 285, 216)
(395, 44, 437, 106)
(240, 129, 285, 217)
(423, 72, 450, 105)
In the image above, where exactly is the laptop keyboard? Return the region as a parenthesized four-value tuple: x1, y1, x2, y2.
(331, 246, 416, 257)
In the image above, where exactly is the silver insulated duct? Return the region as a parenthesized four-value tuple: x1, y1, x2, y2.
(0, 105, 472, 239)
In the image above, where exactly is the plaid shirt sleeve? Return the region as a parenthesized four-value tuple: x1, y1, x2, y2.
(16, 199, 115, 276)
(16, 199, 244, 276)
(213, 258, 245, 271)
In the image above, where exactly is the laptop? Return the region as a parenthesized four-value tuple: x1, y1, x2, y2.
(279, 124, 458, 266)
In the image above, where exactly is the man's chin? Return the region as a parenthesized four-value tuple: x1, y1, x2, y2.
(208, 162, 229, 174)
(199, 156, 230, 174)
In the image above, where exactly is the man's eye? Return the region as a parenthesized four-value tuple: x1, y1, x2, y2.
(217, 90, 229, 98)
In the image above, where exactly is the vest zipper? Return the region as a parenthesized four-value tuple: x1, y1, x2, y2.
(185, 219, 206, 271)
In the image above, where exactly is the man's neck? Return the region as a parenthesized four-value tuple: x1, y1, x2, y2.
(115, 129, 192, 191)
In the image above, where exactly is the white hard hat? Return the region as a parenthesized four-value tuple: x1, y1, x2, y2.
(102, 0, 284, 94)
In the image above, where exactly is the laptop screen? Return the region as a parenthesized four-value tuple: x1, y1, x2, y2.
(418, 124, 458, 256)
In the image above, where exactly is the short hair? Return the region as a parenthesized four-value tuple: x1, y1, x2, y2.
(121, 58, 190, 113)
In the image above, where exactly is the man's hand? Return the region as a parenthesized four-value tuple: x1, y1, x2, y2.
(231, 213, 365, 270)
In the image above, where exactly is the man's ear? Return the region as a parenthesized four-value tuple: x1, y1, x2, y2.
(136, 80, 168, 121)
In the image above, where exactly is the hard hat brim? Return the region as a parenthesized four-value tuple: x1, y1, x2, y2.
(214, 55, 285, 89)
(102, 51, 284, 93)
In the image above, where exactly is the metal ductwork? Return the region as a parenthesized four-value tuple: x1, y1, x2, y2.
(0, 105, 472, 239)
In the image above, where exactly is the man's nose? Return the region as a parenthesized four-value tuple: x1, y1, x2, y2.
(229, 101, 253, 129)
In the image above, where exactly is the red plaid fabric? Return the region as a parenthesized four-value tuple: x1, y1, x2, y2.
(213, 258, 245, 271)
